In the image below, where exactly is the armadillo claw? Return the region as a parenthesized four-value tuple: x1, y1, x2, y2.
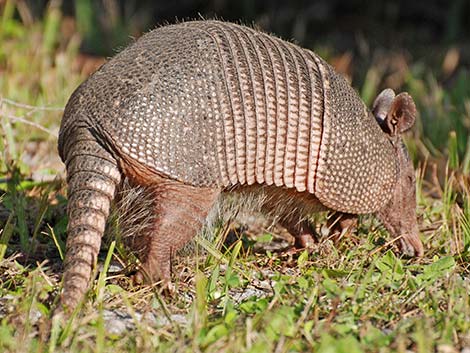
(399, 233, 424, 257)
(131, 269, 176, 296)
(293, 233, 317, 249)
(130, 270, 145, 286)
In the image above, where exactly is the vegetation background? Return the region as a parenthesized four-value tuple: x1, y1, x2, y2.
(0, 0, 469, 352)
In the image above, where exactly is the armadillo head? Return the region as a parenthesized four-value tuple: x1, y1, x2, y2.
(372, 89, 424, 257)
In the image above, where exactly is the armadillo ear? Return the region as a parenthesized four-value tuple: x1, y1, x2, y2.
(372, 88, 396, 123)
(384, 92, 417, 136)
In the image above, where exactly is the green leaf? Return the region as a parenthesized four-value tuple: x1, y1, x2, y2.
(239, 298, 268, 314)
(257, 233, 273, 243)
(374, 250, 404, 281)
(224, 309, 238, 326)
(226, 272, 240, 287)
(200, 323, 228, 347)
(417, 256, 455, 284)
(266, 306, 296, 338)
(297, 249, 309, 269)
(317, 334, 363, 353)
(297, 276, 309, 289)
(322, 278, 340, 296)
(362, 324, 392, 347)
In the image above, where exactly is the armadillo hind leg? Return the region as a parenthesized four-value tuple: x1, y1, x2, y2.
(58, 129, 121, 313)
(128, 177, 220, 285)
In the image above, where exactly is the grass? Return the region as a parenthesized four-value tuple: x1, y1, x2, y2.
(1, 3, 470, 353)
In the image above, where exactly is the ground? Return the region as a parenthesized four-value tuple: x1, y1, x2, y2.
(0, 3, 469, 353)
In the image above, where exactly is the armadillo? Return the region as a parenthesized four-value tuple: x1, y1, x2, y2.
(57, 20, 424, 313)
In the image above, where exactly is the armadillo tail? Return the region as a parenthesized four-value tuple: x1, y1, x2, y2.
(57, 128, 121, 313)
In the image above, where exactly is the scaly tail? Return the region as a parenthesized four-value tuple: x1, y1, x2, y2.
(57, 128, 121, 314)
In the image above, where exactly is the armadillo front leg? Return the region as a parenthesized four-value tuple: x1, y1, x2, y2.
(57, 129, 121, 313)
(130, 178, 220, 285)
(279, 218, 318, 249)
(326, 213, 358, 244)
(257, 187, 324, 249)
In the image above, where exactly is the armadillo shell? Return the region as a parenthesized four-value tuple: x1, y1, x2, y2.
(59, 21, 397, 214)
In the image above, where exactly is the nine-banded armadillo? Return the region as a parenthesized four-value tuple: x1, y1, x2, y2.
(57, 20, 424, 313)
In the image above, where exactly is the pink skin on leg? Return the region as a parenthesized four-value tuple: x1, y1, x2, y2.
(132, 181, 220, 285)
(119, 155, 220, 286)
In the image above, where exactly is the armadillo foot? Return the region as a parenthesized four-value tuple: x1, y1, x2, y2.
(325, 213, 358, 244)
(130, 269, 147, 286)
(279, 218, 319, 249)
(397, 232, 424, 257)
(294, 233, 316, 249)
(130, 268, 176, 296)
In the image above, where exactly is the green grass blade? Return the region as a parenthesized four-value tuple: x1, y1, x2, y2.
(0, 213, 14, 261)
